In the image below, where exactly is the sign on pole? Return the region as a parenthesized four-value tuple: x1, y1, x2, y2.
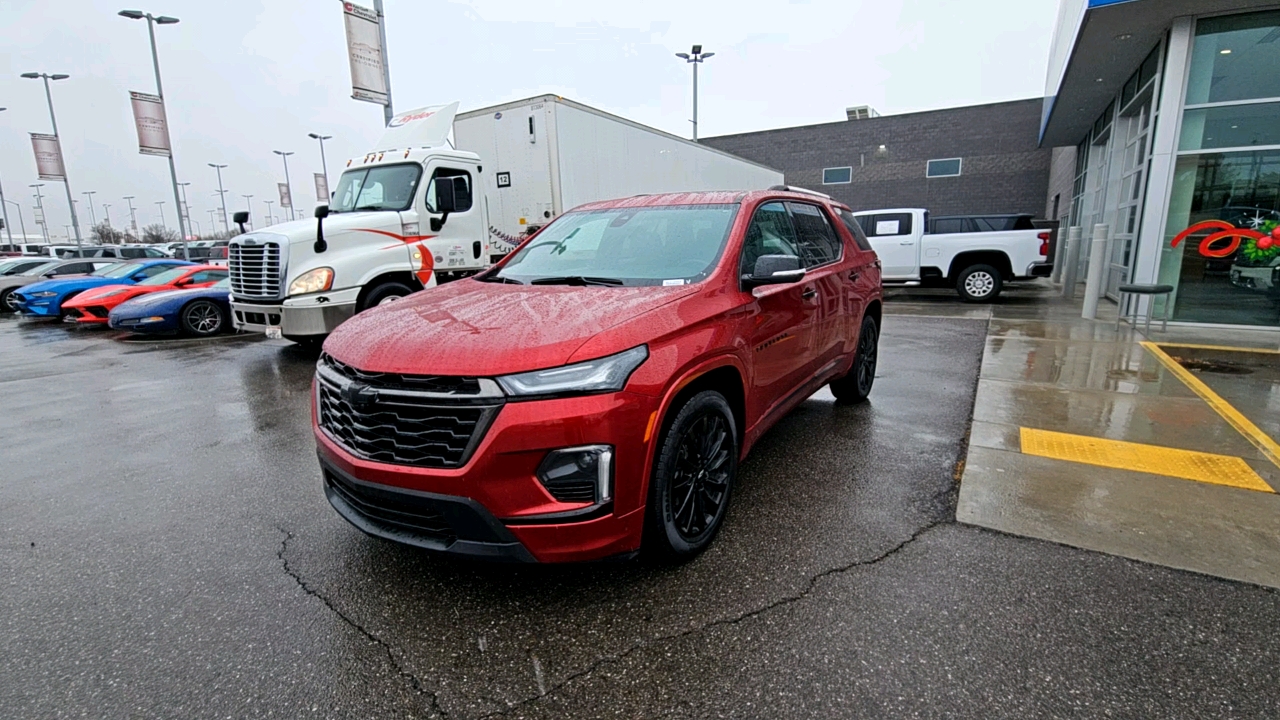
(314, 173, 329, 203)
(129, 91, 173, 157)
(30, 134, 66, 181)
(343, 1, 389, 106)
(34, 208, 46, 226)
(278, 183, 292, 209)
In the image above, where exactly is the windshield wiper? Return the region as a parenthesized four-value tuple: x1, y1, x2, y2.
(477, 274, 523, 284)
(528, 276, 625, 287)
(353, 205, 386, 212)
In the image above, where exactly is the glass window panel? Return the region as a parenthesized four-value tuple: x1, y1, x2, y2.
(1179, 102, 1280, 151)
(1186, 10, 1280, 105)
(925, 158, 962, 177)
(822, 167, 853, 185)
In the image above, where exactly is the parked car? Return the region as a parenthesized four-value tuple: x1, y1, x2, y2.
(63, 265, 228, 324)
(0, 259, 121, 313)
(1230, 256, 1280, 297)
(0, 243, 52, 256)
(11, 259, 192, 320)
(851, 208, 1052, 301)
(0, 258, 54, 276)
(313, 189, 884, 563)
(109, 277, 234, 337)
(38, 245, 84, 259)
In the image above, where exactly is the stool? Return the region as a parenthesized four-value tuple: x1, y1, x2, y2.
(1116, 283, 1174, 333)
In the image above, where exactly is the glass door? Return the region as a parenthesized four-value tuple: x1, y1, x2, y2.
(1107, 100, 1153, 299)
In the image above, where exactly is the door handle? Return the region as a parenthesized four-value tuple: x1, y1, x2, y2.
(848, 270, 861, 282)
(801, 287, 817, 300)
(900, 240, 914, 245)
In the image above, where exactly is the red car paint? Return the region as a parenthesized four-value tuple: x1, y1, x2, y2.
(316, 190, 883, 562)
(63, 265, 228, 324)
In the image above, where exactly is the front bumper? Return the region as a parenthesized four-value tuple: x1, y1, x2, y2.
(315, 388, 655, 563)
(16, 295, 59, 316)
(231, 297, 356, 337)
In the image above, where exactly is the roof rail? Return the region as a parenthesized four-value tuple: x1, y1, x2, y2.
(767, 185, 832, 199)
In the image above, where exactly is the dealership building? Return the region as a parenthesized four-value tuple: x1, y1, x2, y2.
(1042, 0, 1279, 329)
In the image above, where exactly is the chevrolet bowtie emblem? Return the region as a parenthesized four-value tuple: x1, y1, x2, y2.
(342, 382, 379, 410)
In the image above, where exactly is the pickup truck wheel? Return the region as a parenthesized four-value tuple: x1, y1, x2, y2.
(956, 264, 1003, 302)
(830, 315, 878, 404)
(645, 390, 738, 560)
(360, 281, 414, 311)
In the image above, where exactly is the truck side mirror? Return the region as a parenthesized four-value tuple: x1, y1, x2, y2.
(314, 205, 329, 253)
(314, 205, 329, 219)
(233, 210, 249, 235)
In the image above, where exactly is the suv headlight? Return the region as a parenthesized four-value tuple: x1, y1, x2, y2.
(288, 267, 334, 296)
(497, 345, 648, 399)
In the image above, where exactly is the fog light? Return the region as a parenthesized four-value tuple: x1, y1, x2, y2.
(141, 316, 166, 323)
(536, 445, 613, 504)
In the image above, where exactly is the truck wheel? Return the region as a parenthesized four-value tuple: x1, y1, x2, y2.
(956, 264, 1003, 303)
(644, 390, 738, 561)
(360, 281, 414, 311)
(830, 315, 878, 404)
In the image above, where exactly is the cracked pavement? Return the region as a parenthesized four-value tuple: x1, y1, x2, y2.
(2, 313, 1279, 719)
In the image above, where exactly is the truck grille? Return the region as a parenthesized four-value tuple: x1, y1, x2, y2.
(315, 354, 504, 469)
(229, 241, 283, 299)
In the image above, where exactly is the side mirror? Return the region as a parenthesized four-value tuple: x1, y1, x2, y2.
(313, 205, 329, 253)
(742, 254, 805, 289)
(314, 205, 329, 219)
(430, 176, 466, 232)
(233, 211, 249, 225)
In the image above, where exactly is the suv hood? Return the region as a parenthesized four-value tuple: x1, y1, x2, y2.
(324, 280, 699, 377)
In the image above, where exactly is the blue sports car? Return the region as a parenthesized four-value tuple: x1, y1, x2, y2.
(109, 277, 234, 337)
(13, 259, 192, 319)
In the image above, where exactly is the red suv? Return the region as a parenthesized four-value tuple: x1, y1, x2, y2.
(314, 189, 883, 562)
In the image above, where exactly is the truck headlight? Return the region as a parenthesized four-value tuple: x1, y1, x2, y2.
(288, 267, 334, 296)
(496, 345, 648, 399)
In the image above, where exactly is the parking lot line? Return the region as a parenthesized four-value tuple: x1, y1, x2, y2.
(1153, 342, 1280, 355)
(1019, 427, 1273, 493)
(1142, 341, 1280, 470)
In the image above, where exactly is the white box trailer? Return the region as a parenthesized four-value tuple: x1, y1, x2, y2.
(454, 95, 784, 247)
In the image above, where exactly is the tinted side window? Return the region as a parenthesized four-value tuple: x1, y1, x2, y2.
(425, 168, 474, 213)
(932, 217, 968, 234)
(740, 202, 800, 276)
(54, 262, 93, 275)
(837, 210, 874, 252)
(189, 270, 228, 283)
(786, 202, 841, 268)
(138, 264, 178, 278)
(120, 247, 145, 259)
(858, 213, 913, 237)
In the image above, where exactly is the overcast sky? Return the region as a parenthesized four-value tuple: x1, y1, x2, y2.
(1, 0, 1059, 240)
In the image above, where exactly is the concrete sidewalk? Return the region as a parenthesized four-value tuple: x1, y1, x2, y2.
(889, 284, 1280, 588)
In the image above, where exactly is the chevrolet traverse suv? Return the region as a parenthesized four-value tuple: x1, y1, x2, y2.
(314, 189, 883, 562)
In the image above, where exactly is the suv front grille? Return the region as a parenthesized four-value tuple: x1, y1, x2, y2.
(316, 354, 504, 469)
(229, 241, 283, 299)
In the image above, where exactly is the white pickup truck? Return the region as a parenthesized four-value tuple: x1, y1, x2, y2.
(850, 208, 1053, 302)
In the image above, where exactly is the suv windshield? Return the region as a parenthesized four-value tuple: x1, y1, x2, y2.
(138, 267, 188, 286)
(329, 164, 423, 213)
(494, 204, 739, 286)
(92, 263, 141, 278)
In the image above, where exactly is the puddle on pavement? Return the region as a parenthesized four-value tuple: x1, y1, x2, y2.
(1170, 356, 1255, 375)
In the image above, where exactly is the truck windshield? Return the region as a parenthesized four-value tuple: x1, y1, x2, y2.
(329, 164, 422, 213)
(493, 204, 739, 287)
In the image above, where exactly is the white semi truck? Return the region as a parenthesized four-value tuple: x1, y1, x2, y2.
(228, 95, 783, 344)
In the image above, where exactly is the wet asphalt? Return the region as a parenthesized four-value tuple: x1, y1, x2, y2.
(1, 312, 1278, 719)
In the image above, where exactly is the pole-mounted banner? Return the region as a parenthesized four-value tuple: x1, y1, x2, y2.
(278, 183, 293, 209)
(30, 133, 66, 181)
(343, 1, 388, 106)
(129, 91, 172, 157)
(314, 173, 329, 203)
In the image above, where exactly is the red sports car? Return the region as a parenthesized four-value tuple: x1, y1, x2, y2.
(63, 265, 229, 324)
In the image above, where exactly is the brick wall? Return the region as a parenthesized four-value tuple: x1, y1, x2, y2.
(703, 98, 1058, 218)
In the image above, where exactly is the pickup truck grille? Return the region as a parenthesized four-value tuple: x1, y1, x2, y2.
(229, 241, 283, 299)
(315, 354, 504, 469)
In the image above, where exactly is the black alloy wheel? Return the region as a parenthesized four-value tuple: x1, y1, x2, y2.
(181, 300, 225, 337)
(646, 390, 738, 558)
(830, 314, 879, 404)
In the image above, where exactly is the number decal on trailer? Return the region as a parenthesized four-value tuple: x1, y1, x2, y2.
(496, 172, 511, 188)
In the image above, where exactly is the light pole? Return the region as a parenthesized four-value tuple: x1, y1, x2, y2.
(31, 184, 49, 242)
(206, 208, 217, 231)
(264, 199, 275, 227)
(20, 72, 82, 245)
(273, 150, 295, 221)
(155, 201, 166, 230)
(208, 163, 229, 233)
(0, 108, 12, 244)
(241, 194, 253, 228)
(675, 45, 715, 141)
(119, 10, 189, 257)
(123, 195, 138, 238)
(308, 132, 332, 195)
(82, 191, 98, 226)
(103, 203, 112, 228)
(2, 200, 27, 242)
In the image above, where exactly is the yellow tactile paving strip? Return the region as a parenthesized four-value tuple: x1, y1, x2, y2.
(1143, 342, 1280, 471)
(1020, 427, 1274, 494)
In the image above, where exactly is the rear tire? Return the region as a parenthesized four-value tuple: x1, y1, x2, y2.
(830, 314, 878, 404)
(955, 264, 1003, 302)
(0, 288, 16, 314)
(360, 281, 414, 311)
(644, 390, 739, 560)
(180, 300, 226, 337)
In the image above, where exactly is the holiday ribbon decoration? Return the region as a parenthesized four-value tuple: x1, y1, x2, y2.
(1170, 219, 1276, 259)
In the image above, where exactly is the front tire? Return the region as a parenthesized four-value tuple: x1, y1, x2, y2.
(0, 288, 17, 313)
(955, 264, 1003, 302)
(360, 281, 414, 311)
(180, 300, 226, 337)
(644, 391, 739, 560)
(830, 314, 878, 404)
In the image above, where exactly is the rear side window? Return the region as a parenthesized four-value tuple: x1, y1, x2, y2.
(931, 217, 969, 234)
(120, 247, 146, 259)
(54, 262, 94, 275)
(836, 210, 874, 252)
(786, 202, 841, 268)
(856, 212, 913, 237)
(188, 270, 228, 283)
